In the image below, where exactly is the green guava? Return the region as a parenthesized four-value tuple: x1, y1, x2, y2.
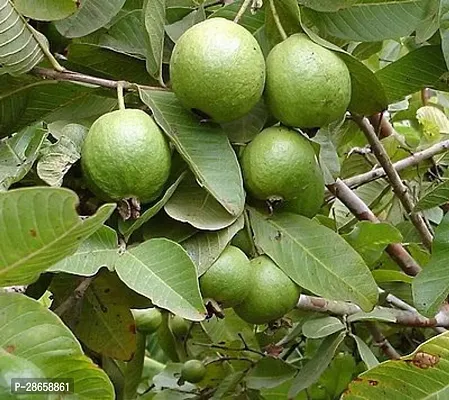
(81, 109, 171, 204)
(169, 315, 189, 338)
(169, 17, 266, 123)
(241, 126, 324, 217)
(180, 360, 206, 384)
(199, 245, 251, 308)
(233, 255, 300, 325)
(265, 34, 351, 128)
(133, 308, 162, 334)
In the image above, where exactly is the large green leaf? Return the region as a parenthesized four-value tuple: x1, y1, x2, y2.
(289, 332, 346, 397)
(0, 187, 115, 286)
(139, 89, 245, 217)
(0, 0, 48, 75)
(0, 123, 47, 191)
(249, 208, 378, 311)
(183, 215, 244, 276)
(376, 45, 449, 103)
(304, 0, 434, 42)
(0, 292, 114, 399)
(298, 0, 357, 12)
(415, 179, 449, 211)
(245, 358, 297, 390)
(48, 225, 119, 276)
(55, 0, 126, 38)
(302, 316, 346, 339)
(115, 238, 207, 321)
(164, 172, 238, 230)
(144, 0, 165, 84)
(14, 0, 78, 21)
(440, 0, 449, 69)
(413, 212, 449, 316)
(343, 331, 449, 399)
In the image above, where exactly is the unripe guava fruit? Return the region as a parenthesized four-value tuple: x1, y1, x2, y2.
(169, 17, 266, 123)
(199, 245, 251, 308)
(81, 109, 171, 204)
(265, 34, 351, 128)
(170, 315, 189, 338)
(241, 126, 324, 217)
(133, 308, 163, 334)
(181, 360, 206, 383)
(233, 256, 300, 324)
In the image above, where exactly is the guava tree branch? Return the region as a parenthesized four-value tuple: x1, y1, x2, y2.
(352, 114, 434, 250)
(327, 179, 421, 276)
(32, 67, 166, 92)
(366, 322, 401, 360)
(53, 277, 94, 317)
(343, 139, 449, 189)
(296, 295, 449, 328)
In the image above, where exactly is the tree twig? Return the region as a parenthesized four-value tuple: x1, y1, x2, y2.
(342, 139, 449, 190)
(366, 322, 401, 360)
(327, 179, 421, 276)
(233, 0, 252, 23)
(53, 277, 94, 317)
(268, 0, 288, 41)
(32, 67, 166, 92)
(352, 114, 433, 250)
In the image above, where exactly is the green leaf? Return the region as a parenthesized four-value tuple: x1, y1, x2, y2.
(413, 212, 449, 316)
(246, 357, 297, 390)
(139, 89, 245, 217)
(304, 0, 434, 42)
(289, 331, 346, 397)
(142, 211, 197, 242)
(123, 332, 146, 400)
(376, 45, 449, 103)
(115, 238, 207, 321)
(440, 0, 449, 69)
(0, 292, 114, 399)
(51, 271, 136, 361)
(55, 0, 126, 38)
(302, 317, 346, 339)
(249, 208, 379, 311)
(300, 25, 388, 115)
(0, 0, 48, 75)
(165, 172, 238, 230)
(0, 187, 115, 286)
(0, 123, 47, 191)
(37, 125, 88, 187)
(372, 270, 413, 284)
(48, 225, 119, 276)
(415, 179, 449, 212)
(144, 0, 165, 84)
(14, 0, 78, 21)
(118, 172, 186, 241)
(350, 334, 379, 370)
(343, 331, 449, 399)
(208, 0, 265, 33)
(183, 215, 244, 276)
(298, 0, 357, 12)
(165, 6, 206, 43)
(265, 0, 301, 48)
(342, 221, 403, 265)
(347, 308, 397, 324)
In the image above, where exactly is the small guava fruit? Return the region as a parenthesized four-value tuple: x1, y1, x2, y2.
(199, 245, 251, 308)
(233, 255, 300, 325)
(180, 360, 206, 383)
(81, 109, 171, 204)
(169, 17, 266, 123)
(133, 308, 162, 334)
(265, 34, 351, 128)
(241, 126, 324, 217)
(170, 315, 189, 338)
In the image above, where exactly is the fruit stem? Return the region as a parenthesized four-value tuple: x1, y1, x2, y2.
(244, 209, 259, 257)
(268, 0, 288, 41)
(117, 81, 126, 110)
(233, 0, 252, 23)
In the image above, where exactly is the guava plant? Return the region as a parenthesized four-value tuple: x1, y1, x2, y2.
(2, 0, 449, 399)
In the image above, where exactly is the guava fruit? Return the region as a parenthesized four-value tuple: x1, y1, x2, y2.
(241, 126, 324, 217)
(265, 34, 351, 128)
(133, 308, 162, 334)
(81, 109, 171, 204)
(199, 245, 251, 308)
(180, 360, 206, 383)
(169, 17, 266, 123)
(233, 255, 300, 325)
(169, 315, 189, 338)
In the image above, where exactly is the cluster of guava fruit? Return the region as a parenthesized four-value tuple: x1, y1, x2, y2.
(79, 17, 352, 328)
